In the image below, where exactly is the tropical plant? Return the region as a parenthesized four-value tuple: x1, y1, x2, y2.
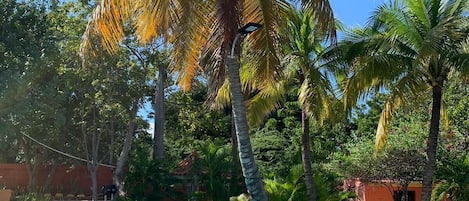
(433, 143, 469, 200)
(431, 77, 469, 201)
(81, 1, 336, 200)
(193, 140, 234, 200)
(278, 5, 338, 201)
(264, 165, 355, 201)
(164, 84, 232, 164)
(338, 0, 469, 200)
(122, 136, 181, 201)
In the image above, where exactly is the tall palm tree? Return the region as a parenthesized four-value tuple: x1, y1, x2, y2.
(279, 6, 336, 201)
(81, 1, 336, 200)
(338, 1, 469, 200)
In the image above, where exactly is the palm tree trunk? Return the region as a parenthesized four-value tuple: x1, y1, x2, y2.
(225, 56, 268, 201)
(153, 64, 166, 160)
(230, 114, 243, 194)
(301, 109, 316, 201)
(421, 85, 443, 201)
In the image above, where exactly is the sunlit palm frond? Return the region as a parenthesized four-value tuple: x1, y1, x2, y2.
(440, 99, 450, 130)
(246, 81, 285, 127)
(242, 0, 282, 88)
(212, 58, 285, 127)
(211, 60, 281, 127)
(212, 80, 230, 110)
(371, 4, 424, 52)
(298, 75, 333, 126)
(170, 1, 214, 91)
(239, 62, 260, 94)
(375, 95, 398, 152)
(374, 71, 428, 151)
(81, 0, 131, 59)
(134, 0, 178, 44)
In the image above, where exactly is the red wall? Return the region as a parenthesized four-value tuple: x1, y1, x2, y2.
(0, 164, 113, 195)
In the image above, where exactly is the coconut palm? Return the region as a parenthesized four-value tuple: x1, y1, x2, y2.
(279, 6, 337, 201)
(214, 5, 338, 200)
(81, 0, 336, 200)
(338, 0, 469, 200)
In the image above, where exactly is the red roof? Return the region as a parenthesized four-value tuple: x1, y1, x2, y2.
(173, 151, 197, 175)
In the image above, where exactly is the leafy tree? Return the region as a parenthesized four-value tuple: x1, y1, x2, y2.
(336, 94, 429, 201)
(433, 152, 469, 201)
(338, 1, 469, 200)
(47, 2, 155, 197)
(432, 78, 469, 201)
(164, 84, 231, 163)
(0, 0, 68, 191)
(251, 90, 350, 181)
(74, 41, 153, 198)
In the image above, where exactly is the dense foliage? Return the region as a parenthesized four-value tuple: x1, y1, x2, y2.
(0, 0, 467, 201)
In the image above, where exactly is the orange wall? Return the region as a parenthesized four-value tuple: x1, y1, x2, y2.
(363, 183, 422, 201)
(0, 164, 113, 195)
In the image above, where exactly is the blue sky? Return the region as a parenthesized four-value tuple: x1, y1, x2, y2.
(330, 0, 386, 27)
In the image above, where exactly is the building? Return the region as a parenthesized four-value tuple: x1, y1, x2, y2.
(344, 178, 423, 201)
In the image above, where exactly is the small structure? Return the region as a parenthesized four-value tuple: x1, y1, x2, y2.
(344, 178, 422, 201)
(173, 150, 200, 195)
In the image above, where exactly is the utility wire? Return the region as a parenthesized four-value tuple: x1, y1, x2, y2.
(22, 133, 116, 168)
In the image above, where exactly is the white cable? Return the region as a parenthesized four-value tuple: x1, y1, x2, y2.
(22, 133, 116, 168)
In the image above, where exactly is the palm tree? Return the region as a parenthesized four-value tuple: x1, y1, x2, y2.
(279, 6, 336, 201)
(338, 1, 469, 200)
(81, 1, 336, 200)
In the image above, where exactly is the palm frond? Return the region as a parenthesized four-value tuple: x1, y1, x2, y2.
(440, 0, 469, 20)
(202, 0, 241, 97)
(375, 96, 398, 152)
(170, 1, 214, 91)
(301, 0, 336, 42)
(406, 0, 430, 30)
(448, 22, 469, 75)
(242, 0, 282, 88)
(134, 0, 177, 44)
(212, 80, 230, 110)
(440, 98, 449, 130)
(246, 81, 285, 127)
(298, 68, 334, 125)
(375, 71, 428, 151)
(374, 3, 425, 52)
(81, 0, 131, 59)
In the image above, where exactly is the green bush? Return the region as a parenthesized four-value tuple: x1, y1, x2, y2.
(120, 144, 182, 201)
